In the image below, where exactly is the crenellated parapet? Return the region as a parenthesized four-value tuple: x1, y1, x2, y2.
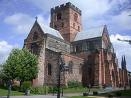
(51, 2, 81, 15)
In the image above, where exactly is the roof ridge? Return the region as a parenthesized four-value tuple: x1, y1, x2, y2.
(86, 25, 105, 30)
(37, 20, 64, 39)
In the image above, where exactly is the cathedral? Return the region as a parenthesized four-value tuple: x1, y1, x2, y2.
(24, 2, 129, 88)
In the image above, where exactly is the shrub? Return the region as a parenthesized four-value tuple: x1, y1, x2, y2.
(108, 93, 113, 98)
(12, 85, 19, 91)
(68, 80, 82, 88)
(93, 91, 98, 95)
(115, 92, 122, 96)
(21, 81, 31, 92)
(83, 92, 88, 96)
(48, 86, 58, 93)
(30, 86, 48, 95)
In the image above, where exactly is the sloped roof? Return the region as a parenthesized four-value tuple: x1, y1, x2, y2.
(38, 21, 64, 39)
(74, 25, 105, 41)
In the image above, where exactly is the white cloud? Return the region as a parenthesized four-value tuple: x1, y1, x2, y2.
(4, 13, 50, 34)
(0, 41, 13, 64)
(110, 34, 131, 71)
(111, 10, 131, 30)
(4, 13, 34, 34)
(26, 0, 131, 28)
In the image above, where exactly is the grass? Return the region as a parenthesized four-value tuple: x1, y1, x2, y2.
(63, 87, 86, 93)
(68, 96, 96, 98)
(99, 89, 131, 97)
(63, 87, 99, 93)
(0, 88, 24, 96)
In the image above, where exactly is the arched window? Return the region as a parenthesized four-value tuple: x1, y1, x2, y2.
(79, 63, 82, 74)
(48, 63, 52, 75)
(31, 43, 39, 55)
(74, 13, 78, 21)
(33, 32, 38, 40)
(57, 13, 62, 20)
(68, 61, 73, 74)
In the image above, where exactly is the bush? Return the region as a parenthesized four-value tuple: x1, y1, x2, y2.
(93, 91, 98, 95)
(48, 86, 58, 93)
(30, 86, 48, 95)
(12, 85, 19, 91)
(83, 92, 88, 96)
(68, 81, 82, 88)
(115, 92, 122, 96)
(108, 93, 113, 98)
(21, 81, 31, 92)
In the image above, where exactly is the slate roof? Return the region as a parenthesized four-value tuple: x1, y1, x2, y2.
(38, 21, 64, 39)
(74, 25, 105, 41)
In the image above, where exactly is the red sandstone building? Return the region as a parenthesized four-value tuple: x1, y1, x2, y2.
(24, 2, 129, 88)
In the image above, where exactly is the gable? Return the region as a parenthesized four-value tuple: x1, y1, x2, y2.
(102, 25, 111, 49)
(25, 21, 44, 43)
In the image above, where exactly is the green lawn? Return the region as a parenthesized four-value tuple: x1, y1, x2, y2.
(99, 89, 131, 97)
(0, 88, 24, 96)
(63, 87, 86, 93)
(68, 96, 96, 98)
(63, 87, 99, 93)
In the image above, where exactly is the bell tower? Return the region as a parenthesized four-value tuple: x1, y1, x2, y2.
(50, 2, 82, 42)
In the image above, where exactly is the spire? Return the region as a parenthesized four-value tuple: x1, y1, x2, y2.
(123, 55, 127, 70)
(121, 55, 127, 70)
(121, 56, 124, 69)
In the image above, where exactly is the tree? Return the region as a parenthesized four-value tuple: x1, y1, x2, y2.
(1, 48, 38, 87)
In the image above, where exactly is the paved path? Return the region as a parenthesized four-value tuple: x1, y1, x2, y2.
(0, 95, 65, 98)
(1, 94, 131, 98)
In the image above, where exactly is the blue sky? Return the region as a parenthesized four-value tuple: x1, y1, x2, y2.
(0, 0, 131, 70)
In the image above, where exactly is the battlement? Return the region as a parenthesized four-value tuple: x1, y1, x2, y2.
(51, 2, 81, 15)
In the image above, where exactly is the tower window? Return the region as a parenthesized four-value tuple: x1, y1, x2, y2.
(61, 22, 64, 27)
(57, 13, 62, 20)
(74, 13, 78, 21)
(48, 63, 52, 75)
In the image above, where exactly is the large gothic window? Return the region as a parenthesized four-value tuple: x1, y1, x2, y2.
(33, 32, 38, 40)
(48, 63, 52, 75)
(68, 61, 73, 74)
(31, 43, 39, 55)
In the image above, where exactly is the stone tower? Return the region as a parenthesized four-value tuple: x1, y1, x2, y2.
(50, 2, 82, 42)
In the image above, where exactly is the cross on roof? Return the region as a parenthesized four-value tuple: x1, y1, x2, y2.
(35, 16, 38, 21)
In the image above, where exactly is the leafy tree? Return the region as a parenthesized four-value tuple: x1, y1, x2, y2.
(1, 48, 38, 87)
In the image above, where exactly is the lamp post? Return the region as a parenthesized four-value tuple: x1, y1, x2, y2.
(57, 52, 61, 98)
(57, 52, 66, 98)
(7, 80, 11, 98)
(56, 41, 69, 98)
